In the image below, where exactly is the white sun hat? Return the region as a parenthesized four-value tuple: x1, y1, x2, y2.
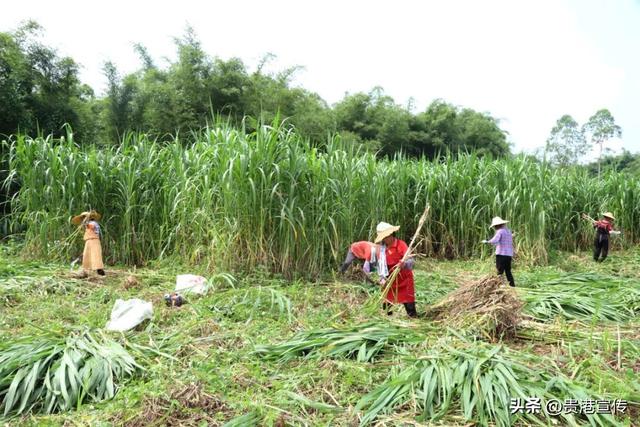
(489, 216, 509, 228)
(374, 222, 400, 243)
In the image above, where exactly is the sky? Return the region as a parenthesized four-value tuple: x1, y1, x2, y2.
(2, 0, 639, 156)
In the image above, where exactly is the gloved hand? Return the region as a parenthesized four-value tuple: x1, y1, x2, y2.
(481, 240, 488, 244)
(363, 261, 371, 274)
(401, 258, 415, 270)
(610, 230, 621, 236)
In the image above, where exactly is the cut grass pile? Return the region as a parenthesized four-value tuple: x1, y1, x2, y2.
(356, 340, 620, 427)
(0, 276, 84, 307)
(0, 330, 140, 417)
(519, 273, 640, 322)
(120, 381, 233, 427)
(254, 322, 426, 363)
(424, 275, 523, 340)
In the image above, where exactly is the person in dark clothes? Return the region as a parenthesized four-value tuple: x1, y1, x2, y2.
(482, 216, 515, 287)
(583, 212, 620, 262)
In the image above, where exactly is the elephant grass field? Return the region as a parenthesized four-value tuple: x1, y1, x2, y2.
(2, 123, 640, 275)
(1, 123, 640, 426)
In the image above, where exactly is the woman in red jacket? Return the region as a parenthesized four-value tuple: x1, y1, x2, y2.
(375, 222, 417, 317)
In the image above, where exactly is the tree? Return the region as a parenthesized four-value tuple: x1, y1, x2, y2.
(102, 61, 137, 142)
(333, 95, 510, 158)
(0, 31, 32, 136)
(287, 90, 335, 145)
(408, 100, 509, 158)
(333, 88, 413, 155)
(544, 115, 588, 166)
(583, 109, 622, 176)
(411, 100, 459, 157)
(169, 27, 212, 131)
(456, 108, 509, 157)
(0, 21, 96, 140)
(587, 149, 640, 176)
(0, 22, 513, 157)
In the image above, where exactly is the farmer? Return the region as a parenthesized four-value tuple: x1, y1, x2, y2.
(482, 216, 515, 287)
(583, 212, 620, 262)
(375, 222, 417, 317)
(338, 241, 382, 283)
(71, 210, 105, 276)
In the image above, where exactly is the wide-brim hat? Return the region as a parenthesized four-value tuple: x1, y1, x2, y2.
(374, 222, 400, 243)
(602, 212, 615, 220)
(489, 216, 509, 228)
(71, 210, 101, 225)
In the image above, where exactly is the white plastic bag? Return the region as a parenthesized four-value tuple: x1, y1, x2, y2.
(175, 274, 208, 295)
(105, 299, 153, 332)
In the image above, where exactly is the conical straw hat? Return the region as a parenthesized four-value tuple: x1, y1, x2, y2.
(374, 222, 400, 243)
(489, 216, 509, 228)
(71, 210, 101, 225)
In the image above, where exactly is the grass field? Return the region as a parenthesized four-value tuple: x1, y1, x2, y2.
(1, 242, 639, 426)
(4, 127, 640, 277)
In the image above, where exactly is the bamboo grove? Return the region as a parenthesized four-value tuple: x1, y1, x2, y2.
(2, 124, 640, 276)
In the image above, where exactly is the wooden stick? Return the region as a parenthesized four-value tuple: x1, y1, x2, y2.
(378, 203, 430, 304)
(581, 213, 596, 223)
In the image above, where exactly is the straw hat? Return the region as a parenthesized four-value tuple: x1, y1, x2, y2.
(71, 210, 101, 225)
(489, 216, 509, 228)
(374, 222, 400, 243)
(602, 212, 615, 220)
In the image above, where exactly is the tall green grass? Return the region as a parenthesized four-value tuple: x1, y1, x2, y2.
(3, 123, 640, 276)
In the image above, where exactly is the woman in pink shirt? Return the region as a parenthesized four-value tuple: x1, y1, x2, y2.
(482, 216, 515, 287)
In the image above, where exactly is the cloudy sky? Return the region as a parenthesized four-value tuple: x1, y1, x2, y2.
(2, 0, 638, 155)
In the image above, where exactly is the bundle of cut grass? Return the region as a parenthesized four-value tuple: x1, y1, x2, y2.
(222, 410, 262, 427)
(122, 275, 140, 290)
(122, 382, 230, 427)
(254, 322, 425, 362)
(519, 273, 640, 322)
(520, 286, 634, 322)
(425, 275, 523, 340)
(0, 330, 141, 417)
(342, 263, 368, 282)
(357, 342, 620, 427)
